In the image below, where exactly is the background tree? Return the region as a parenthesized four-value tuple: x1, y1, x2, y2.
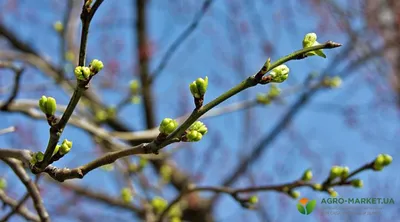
(0, 0, 398, 222)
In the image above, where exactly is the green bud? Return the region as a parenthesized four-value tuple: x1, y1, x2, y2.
(248, 195, 258, 204)
(382, 154, 392, 166)
(341, 166, 349, 179)
(351, 179, 363, 188)
(151, 196, 168, 214)
(196, 76, 208, 95)
(89, 59, 104, 74)
(189, 82, 200, 98)
(268, 84, 281, 98)
(36, 152, 44, 162)
(289, 190, 300, 199)
(45, 97, 57, 115)
(256, 93, 271, 105)
(374, 154, 385, 170)
(323, 76, 342, 88)
(159, 118, 178, 135)
(53, 21, 63, 32)
(170, 217, 181, 222)
(160, 165, 172, 182)
(59, 144, 70, 155)
(168, 205, 182, 218)
(59, 139, 72, 155)
(189, 121, 208, 135)
(313, 183, 322, 191)
(330, 190, 338, 198)
(131, 96, 141, 104)
(269, 65, 289, 83)
(129, 80, 140, 94)
(186, 130, 203, 142)
(62, 139, 73, 148)
(301, 169, 313, 181)
(330, 166, 343, 179)
(120, 187, 133, 203)
(74, 66, 91, 81)
(30, 155, 37, 165)
(302, 33, 317, 48)
(128, 164, 138, 172)
(52, 145, 60, 156)
(95, 110, 108, 121)
(39, 96, 57, 115)
(189, 76, 208, 98)
(139, 158, 148, 168)
(302, 33, 326, 58)
(39, 96, 48, 113)
(0, 178, 7, 190)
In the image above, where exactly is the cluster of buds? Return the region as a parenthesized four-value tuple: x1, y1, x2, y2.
(256, 84, 281, 105)
(329, 165, 350, 180)
(39, 96, 57, 116)
(159, 118, 178, 135)
(301, 169, 313, 181)
(95, 107, 116, 122)
(186, 121, 208, 142)
(51, 139, 73, 160)
(282, 186, 300, 199)
(120, 187, 133, 203)
(189, 76, 208, 99)
(302, 33, 326, 58)
(269, 65, 290, 83)
(373, 154, 392, 171)
(30, 151, 44, 165)
(322, 76, 342, 88)
(74, 59, 103, 81)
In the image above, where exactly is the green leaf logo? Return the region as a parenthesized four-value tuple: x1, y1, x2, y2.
(297, 198, 316, 215)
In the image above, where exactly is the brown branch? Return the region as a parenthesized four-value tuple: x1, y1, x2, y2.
(0, 190, 40, 222)
(158, 160, 375, 222)
(42, 143, 150, 182)
(1, 158, 49, 222)
(34, 0, 105, 172)
(0, 61, 24, 110)
(0, 148, 32, 165)
(217, 39, 397, 192)
(0, 193, 30, 222)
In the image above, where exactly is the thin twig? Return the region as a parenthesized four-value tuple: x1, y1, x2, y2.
(0, 61, 24, 110)
(150, 0, 214, 82)
(0, 126, 16, 135)
(0, 190, 40, 222)
(34, 0, 105, 172)
(1, 158, 49, 222)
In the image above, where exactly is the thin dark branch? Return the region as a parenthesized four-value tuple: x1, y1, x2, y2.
(0, 61, 24, 110)
(150, 0, 214, 82)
